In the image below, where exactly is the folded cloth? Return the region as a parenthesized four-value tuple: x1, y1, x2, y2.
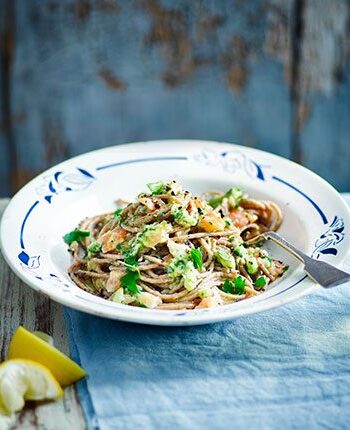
(65, 194, 350, 430)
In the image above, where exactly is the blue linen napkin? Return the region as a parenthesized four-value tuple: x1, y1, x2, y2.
(65, 195, 350, 430)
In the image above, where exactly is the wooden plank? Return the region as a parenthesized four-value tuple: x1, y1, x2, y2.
(0, 199, 86, 429)
(296, 0, 350, 191)
(264, 0, 350, 191)
(0, 0, 15, 197)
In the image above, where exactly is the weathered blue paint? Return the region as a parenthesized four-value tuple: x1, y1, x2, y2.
(0, 0, 349, 196)
(300, 76, 350, 191)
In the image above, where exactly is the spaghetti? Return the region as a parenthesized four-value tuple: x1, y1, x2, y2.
(64, 181, 287, 310)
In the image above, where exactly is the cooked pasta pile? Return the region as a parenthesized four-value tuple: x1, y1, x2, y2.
(64, 181, 288, 310)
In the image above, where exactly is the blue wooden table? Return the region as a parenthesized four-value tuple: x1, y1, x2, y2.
(1, 0, 349, 195)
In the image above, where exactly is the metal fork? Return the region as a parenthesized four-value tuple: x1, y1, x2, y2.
(264, 231, 350, 288)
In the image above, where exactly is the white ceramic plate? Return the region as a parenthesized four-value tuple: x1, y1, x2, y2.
(1, 140, 349, 326)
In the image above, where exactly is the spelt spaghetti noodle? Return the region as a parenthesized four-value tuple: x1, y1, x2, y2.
(64, 181, 288, 310)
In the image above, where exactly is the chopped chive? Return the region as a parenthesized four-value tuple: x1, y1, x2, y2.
(190, 248, 203, 270)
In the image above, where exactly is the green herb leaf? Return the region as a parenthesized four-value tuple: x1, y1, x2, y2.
(208, 195, 224, 209)
(208, 187, 243, 209)
(234, 276, 245, 294)
(171, 205, 198, 227)
(63, 229, 90, 245)
(246, 257, 259, 275)
(254, 276, 266, 288)
(215, 248, 235, 269)
(114, 208, 123, 225)
(167, 258, 186, 276)
(123, 254, 139, 271)
(87, 241, 102, 255)
(190, 248, 203, 270)
(147, 181, 166, 195)
(222, 276, 245, 295)
(234, 244, 246, 257)
(282, 265, 289, 271)
(120, 271, 141, 295)
(222, 279, 235, 294)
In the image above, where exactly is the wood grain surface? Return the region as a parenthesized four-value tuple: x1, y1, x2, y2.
(0, 200, 86, 429)
(0, 0, 349, 195)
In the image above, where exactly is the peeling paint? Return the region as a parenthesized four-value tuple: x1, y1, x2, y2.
(75, 0, 91, 22)
(43, 124, 70, 164)
(143, 1, 248, 89)
(221, 36, 249, 93)
(143, 0, 196, 87)
(299, 0, 350, 95)
(225, 66, 247, 94)
(265, 0, 350, 96)
(196, 14, 225, 40)
(0, 112, 26, 132)
(294, 100, 310, 131)
(95, 0, 120, 13)
(48, 0, 120, 15)
(264, 1, 291, 83)
(98, 68, 127, 91)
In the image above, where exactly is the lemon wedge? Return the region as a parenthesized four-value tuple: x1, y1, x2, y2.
(8, 326, 85, 387)
(0, 359, 63, 415)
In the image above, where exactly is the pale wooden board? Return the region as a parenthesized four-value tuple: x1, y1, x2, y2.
(0, 199, 86, 429)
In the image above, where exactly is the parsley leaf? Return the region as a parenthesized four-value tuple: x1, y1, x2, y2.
(222, 276, 245, 295)
(63, 229, 90, 245)
(190, 248, 203, 270)
(222, 279, 235, 294)
(123, 254, 139, 271)
(234, 276, 245, 294)
(120, 271, 141, 295)
(282, 265, 289, 271)
(254, 276, 266, 288)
